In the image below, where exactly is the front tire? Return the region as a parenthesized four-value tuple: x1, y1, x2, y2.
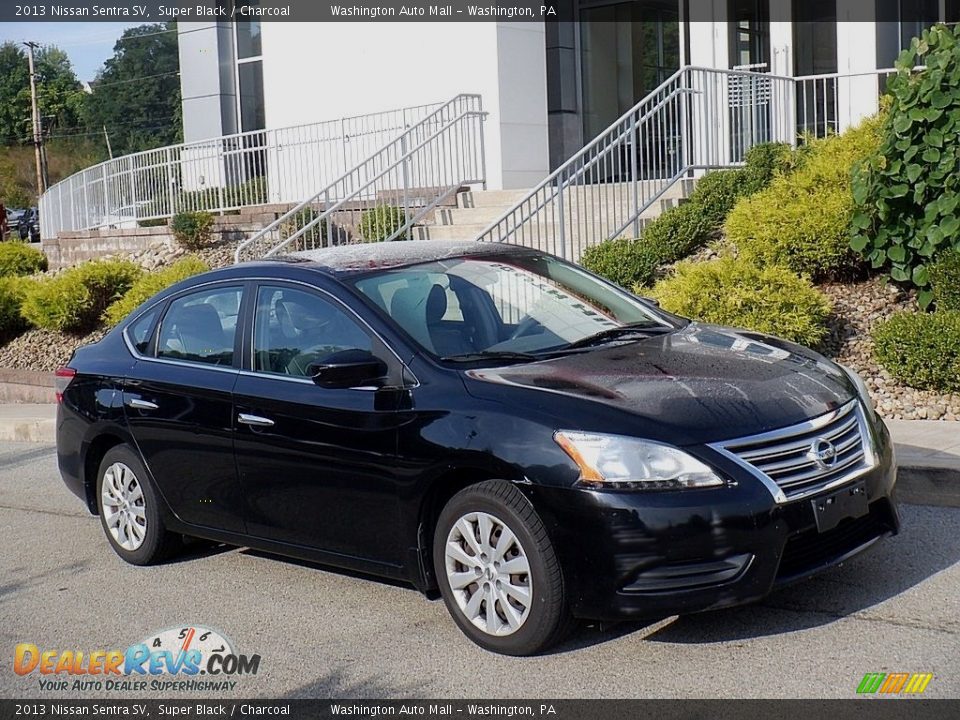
(96, 445, 180, 565)
(433, 480, 570, 655)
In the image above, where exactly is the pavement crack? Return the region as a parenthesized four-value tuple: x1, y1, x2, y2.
(0, 503, 88, 519)
(762, 601, 958, 636)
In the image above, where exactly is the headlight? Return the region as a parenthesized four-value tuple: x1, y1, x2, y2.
(554, 431, 725, 490)
(840, 364, 877, 419)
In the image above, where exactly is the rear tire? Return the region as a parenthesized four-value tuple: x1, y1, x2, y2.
(433, 480, 571, 655)
(96, 445, 181, 565)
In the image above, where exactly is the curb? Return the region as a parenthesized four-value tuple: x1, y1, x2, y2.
(0, 417, 55, 443)
(896, 465, 960, 508)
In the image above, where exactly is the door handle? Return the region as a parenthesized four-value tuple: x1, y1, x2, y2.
(127, 398, 158, 410)
(238, 413, 275, 428)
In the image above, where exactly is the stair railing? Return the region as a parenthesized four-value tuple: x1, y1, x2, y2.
(234, 94, 485, 262)
(474, 66, 798, 262)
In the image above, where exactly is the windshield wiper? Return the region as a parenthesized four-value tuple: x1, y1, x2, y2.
(552, 322, 673, 352)
(440, 351, 542, 364)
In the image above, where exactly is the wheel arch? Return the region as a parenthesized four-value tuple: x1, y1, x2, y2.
(81, 432, 128, 514)
(413, 465, 528, 593)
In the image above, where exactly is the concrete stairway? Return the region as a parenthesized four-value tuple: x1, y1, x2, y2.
(413, 179, 696, 251)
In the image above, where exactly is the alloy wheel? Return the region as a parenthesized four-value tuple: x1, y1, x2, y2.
(100, 462, 147, 551)
(444, 511, 532, 636)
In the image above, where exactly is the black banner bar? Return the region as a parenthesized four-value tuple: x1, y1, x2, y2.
(0, 0, 933, 23)
(1, 700, 959, 720)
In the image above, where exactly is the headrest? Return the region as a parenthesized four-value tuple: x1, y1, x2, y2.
(426, 284, 447, 323)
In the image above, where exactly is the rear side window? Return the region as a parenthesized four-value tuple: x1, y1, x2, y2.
(157, 286, 243, 366)
(127, 308, 159, 355)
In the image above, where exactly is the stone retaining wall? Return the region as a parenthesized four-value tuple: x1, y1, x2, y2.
(41, 208, 292, 270)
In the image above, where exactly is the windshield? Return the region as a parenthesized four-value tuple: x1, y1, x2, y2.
(349, 252, 672, 359)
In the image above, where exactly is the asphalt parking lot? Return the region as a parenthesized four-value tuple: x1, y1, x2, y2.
(1, 441, 958, 699)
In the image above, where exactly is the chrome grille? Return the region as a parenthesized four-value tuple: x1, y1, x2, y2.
(711, 401, 874, 501)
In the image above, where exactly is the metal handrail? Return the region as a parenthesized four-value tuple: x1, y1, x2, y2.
(235, 97, 487, 262)
(38, 97, 454, 239)
(473, 65, 899, 262)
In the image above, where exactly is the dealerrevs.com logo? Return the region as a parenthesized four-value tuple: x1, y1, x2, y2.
(14, 625, 261, 693)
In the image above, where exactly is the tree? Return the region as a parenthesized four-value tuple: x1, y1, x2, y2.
(0, 42, 83, 145)
(83, 23, 182, 156)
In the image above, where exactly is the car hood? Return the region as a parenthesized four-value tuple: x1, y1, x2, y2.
(464, 323, 856, 445)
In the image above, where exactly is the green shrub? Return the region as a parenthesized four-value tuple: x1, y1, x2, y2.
(851, 25, 960, 307)
(873, 310, 960, 391)
(929, 250, 960, 311)
(358, 205, 407, 242)
(741, 142, 794, 192)
(0, 242, 47, 277)
(649, 256, 833, 347)
(727, 116, 882, 281)
(0, 276, 30, 339)
(688, 170, 747, 228)
(280, 207, 328, 250)
(103, 256, 210, 327)
(581, 237, 666, 288)
(583, 200, 721, 288)
(170, 211, 215, 251)
(21, 259, 142, 333)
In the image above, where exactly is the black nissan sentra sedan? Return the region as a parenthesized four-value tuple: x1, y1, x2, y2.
(56, 240, 899, 655)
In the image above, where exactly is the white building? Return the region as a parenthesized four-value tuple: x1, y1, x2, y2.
(177, 1, 955, 192)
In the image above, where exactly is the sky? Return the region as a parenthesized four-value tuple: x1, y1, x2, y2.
(0, 22, 145, 84)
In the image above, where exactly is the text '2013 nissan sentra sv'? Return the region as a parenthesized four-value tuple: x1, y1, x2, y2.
(56, 240, 899, 655)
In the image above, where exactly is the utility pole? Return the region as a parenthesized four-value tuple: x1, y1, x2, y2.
(103, 125, 113, 159)
(24, 41, 46, 196)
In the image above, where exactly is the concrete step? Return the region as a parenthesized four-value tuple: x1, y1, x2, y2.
(415, 219, 656, 255)
(436, 196, 683, 228)
(456, 189, 532, 209)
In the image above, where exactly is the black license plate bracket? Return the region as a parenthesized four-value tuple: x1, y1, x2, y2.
(812, 481, 868, 533)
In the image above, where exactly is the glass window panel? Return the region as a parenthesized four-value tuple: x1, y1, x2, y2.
(239, 60, 265, 132)
(158, 287, 243, 366)
(253, 286, 372, 377)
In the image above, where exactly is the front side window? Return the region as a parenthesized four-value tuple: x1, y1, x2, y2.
(157, 286, 243, 366)
(253, 285, 372, 377)
(350, 254, 668, 358)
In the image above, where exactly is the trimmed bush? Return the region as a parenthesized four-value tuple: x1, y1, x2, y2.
(581, 237, 666, 288)
(727, 116, 882, 281)
(741, 141, 794, 192)
(170, 211, 215, 251)
(873, 310, 960, 392)
(0, 276, 30, 339)
(280, 207, 329, 251)
(0, 242, 47, 277)
(649, 255, 833, 347)
(358, 205, 407, 242)
(583, 144, 791, 288)
(851, 25, 960, 307)
(103, 256, 210, 327)
(929, 250, 960, 311)
(21, 259, 142, 333)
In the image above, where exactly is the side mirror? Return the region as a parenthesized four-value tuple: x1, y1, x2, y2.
(309, 350, 388, 389)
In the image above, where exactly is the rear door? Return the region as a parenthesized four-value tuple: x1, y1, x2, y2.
(123, 283, 246, 533)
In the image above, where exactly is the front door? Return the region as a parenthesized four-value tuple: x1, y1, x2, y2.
(123, 283, 246, 533)
(232, 282, 407, 564)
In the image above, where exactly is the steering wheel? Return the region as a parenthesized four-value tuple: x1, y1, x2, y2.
(508, 316, 542, 341)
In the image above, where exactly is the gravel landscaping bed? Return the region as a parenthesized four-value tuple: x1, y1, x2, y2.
(820, 276, 960, 421)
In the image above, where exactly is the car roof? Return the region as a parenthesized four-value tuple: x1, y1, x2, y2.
(284, 240, 538, 276)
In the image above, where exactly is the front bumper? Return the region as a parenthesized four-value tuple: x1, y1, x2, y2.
(525, 419, 900, 621)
